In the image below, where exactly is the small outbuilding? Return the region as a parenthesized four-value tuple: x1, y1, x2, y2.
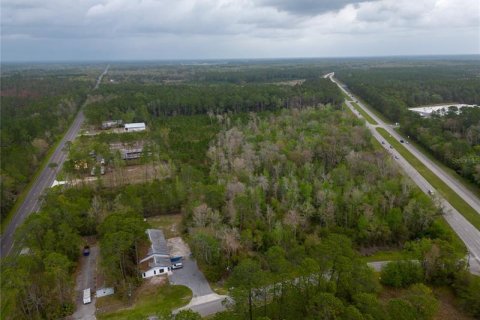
(124, 122, 146, 132)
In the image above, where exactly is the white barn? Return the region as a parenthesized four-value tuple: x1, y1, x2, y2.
(124, 122, 146, 132)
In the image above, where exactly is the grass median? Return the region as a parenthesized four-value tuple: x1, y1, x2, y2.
(351, 102, 378, 125)
(376, 127, 480, 230)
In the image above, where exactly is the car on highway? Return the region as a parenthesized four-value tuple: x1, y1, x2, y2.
(171, 262, 183, 269)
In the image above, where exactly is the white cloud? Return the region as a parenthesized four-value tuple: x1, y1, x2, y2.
(1, 0, 478, 60)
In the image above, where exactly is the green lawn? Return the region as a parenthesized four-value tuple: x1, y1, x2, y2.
(97, 285, 192, 320)
(376, 127, 480, 230)
(350, 102, 378, 125)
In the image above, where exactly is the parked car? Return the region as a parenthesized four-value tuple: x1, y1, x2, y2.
(172, 262, 183, 269)
(428, 189, 435, 196)
(83, 245, 90, 256)
(400, 139, 404, 143)
(83, 288, 91, 304)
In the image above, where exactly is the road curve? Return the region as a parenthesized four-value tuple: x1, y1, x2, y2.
(0, 65, 109, 258)
(327, 73, 480, 274)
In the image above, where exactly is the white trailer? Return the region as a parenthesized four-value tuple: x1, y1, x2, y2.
(83, 288, 92, 304)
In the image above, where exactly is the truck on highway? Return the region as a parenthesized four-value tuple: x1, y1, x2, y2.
(83, 288, 91, 304)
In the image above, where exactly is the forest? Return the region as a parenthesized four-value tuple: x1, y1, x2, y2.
(1, 61, 479, 320)
(84, 78, 344, 125)
(335, 64, 480, 186)
(0, 71, 93, 220)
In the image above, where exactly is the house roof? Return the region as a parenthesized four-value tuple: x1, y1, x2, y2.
(147, 229, 169, 256)
(154, 256, 172, 267)
(140, 229, 171, 267)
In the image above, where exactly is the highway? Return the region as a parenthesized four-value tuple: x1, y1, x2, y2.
(325, 72, 480, 275)
(0, 65, 109, 258)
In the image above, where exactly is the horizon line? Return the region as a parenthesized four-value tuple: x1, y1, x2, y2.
(2, 53, 480, 64)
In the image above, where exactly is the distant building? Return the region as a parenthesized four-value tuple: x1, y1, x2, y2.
(109, 142, 146, 160)
(140, 229, 172, 279)
(101, 120, 123, 130)
(124, 122, 146, 132)
(409, 104, 477, 117)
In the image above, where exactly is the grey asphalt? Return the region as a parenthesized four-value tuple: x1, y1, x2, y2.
(0, 65, 109, 258)
(328, 73, 480, 275)
(169, 257, 214, 297)
(169, 257, 228, 317)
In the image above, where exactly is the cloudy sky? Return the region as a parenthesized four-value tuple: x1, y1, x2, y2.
(1, 0, 479, 61)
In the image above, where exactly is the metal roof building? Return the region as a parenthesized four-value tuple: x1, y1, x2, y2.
(140, 229, 172, 267)
(140, 229, 172, 278)
(124, 122, 146, 132)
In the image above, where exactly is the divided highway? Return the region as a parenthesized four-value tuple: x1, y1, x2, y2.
(325, 72, 480, 274)
(0, 65, 109, 258)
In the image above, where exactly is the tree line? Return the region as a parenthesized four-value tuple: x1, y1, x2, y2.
(84, 78, 344, 126)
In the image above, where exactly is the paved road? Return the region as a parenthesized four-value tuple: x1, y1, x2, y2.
(327, 73, 480, 275)
(0, 65, 109, 258)
(328, 73, 480, 215)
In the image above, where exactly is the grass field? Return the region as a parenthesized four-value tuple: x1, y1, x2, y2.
(376, 127, 480, 230)
(97, 285, 192, 320)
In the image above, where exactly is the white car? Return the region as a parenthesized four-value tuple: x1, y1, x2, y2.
(171, 263, 183, 270)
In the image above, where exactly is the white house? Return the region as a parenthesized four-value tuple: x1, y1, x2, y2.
(140, 229, 172, 279)
(124, 122, 146, 132)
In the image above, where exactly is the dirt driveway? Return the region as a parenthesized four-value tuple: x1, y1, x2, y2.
(70, 244, 98, 320)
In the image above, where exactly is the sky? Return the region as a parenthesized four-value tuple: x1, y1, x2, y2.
(1, 0, 479, 61)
